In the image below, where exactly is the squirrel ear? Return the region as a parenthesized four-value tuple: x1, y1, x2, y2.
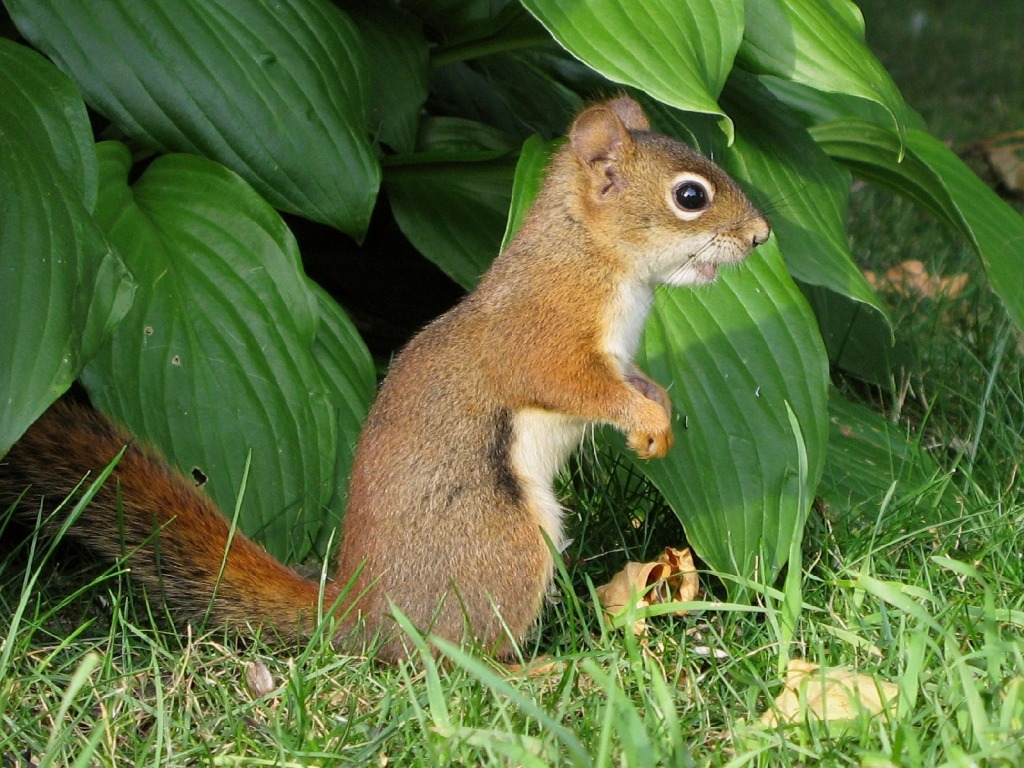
(570, 98, 650, 196)
(570, 105, 632, 168)
(570, 104, 639, 196)
(605, 96, 650, 132)
(569, 97, 650, 168)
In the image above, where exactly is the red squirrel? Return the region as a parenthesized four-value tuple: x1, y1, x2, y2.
(0, 97, 770, 661)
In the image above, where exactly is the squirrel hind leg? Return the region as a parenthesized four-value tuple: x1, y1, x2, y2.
(336, 495, 553, 662)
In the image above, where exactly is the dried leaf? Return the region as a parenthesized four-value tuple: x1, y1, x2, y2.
(863, 259, 968, 300)
(980, 130, 1024, 194)
(503, 656, 565, 678)
(759, 659, 898, 728)
(595, 546, 700, 634)
(987, 147, 1024, 192)
(659, 546, 700, 607)
(245, 661, 276, 698)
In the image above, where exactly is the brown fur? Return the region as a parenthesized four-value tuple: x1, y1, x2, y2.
(0, 98, 770, 661)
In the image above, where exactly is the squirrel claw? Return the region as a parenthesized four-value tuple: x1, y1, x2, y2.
(627, 427, 674, 459)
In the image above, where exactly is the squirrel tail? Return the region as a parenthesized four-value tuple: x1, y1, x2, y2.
(0, 400, 337, 641)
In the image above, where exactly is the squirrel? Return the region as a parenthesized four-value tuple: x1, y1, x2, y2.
(0, 97, 770, 661)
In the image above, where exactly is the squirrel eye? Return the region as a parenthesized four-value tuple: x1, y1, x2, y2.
(674, 181, 708, 211)
(667, 173, 714, 221)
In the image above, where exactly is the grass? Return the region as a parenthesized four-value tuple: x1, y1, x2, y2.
(4, 462, 1024, 765)
(3, 2, 1024, 765)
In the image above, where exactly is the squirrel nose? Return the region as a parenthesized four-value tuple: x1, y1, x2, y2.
(752, 219, 771, 246)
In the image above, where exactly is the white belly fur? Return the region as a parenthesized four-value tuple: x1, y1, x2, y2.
(603, 280, 653, 370)
(510, 408, 587, 550)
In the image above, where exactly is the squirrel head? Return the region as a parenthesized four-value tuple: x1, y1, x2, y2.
(568, 97, 771, 286)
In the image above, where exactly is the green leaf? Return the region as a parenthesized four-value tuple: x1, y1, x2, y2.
(819, 392, 953, 514)
(430, 52, 584, 143)
(308, 281, 376, 555)
(7, 0, 380, 237)
(638, 240, 830, 584)
(424, 1, 552, 66)
(348, 4, 429, 154)
(415, 116, 519, 155)
(521, 0, 744, 141)
(501, 134, 558, 250)
(0, 40, 134, 454)
(801, 285, 910, 387)
(721, 73, 885, 316)
(811, 121, 1024, 332)
(384, 125, 517, 289)
(737, 0, 909, 143)
(82, 142, 347, 562)
(761, 78, 928, 134)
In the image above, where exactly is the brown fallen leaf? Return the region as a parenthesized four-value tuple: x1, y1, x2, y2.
(759, 659, 899, 728)
(595, 546, 699, 634)
(245, 660, 276, 698)
(863, 259, 968, 301)
(502, 656, 564, 678)
(979, 129, 1024, 195)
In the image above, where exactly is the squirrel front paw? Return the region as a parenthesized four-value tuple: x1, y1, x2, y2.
(625, 371, 674, 459)
(627, 423, 674, 459)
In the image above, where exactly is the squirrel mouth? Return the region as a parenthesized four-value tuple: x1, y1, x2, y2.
(662, 259, 720, 286)
(694, 262, 718, 282)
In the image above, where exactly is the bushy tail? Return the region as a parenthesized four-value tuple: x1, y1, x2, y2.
(0, 401, 335, 641)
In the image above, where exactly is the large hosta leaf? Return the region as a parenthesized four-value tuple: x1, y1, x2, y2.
(821, 392, 953, 515)
(737, 0, 909, 142)
(348, 3, 429, 154)
(639, 240, 829, 583)
(386, 155, 515, 289)
(761, 78, 928, 135)
(7, 0, 380, 238)
(0, 41, 133, 454)
(501, 134, 557, 250)
(430, 52, 584, 144)
(812, 121, 1024, 332)
(719, 74, 883, 315)
(385, 120, 518, 289)
(424, 1, 553, 68)
(82, 142, 373, 561)
(521, 0, 744, 140)
(308, 281, 376, 555)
